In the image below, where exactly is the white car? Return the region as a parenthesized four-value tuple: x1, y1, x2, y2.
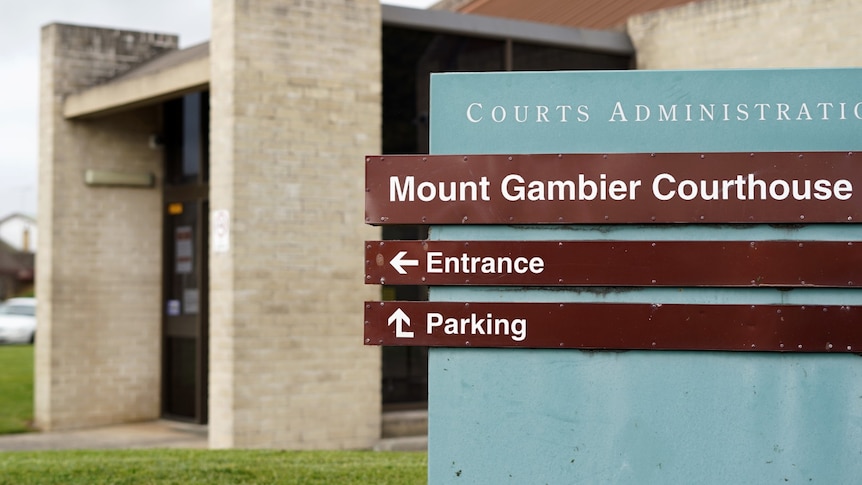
(0, 297, 36, 344)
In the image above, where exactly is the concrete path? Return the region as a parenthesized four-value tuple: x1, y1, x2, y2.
(0, 420, 208, 451)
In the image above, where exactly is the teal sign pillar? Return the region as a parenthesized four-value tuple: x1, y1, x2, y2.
(427, 69, 862, 483)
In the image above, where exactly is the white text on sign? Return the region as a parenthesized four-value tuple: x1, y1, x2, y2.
(426, 312, 527, 342)
(389, 173, 853, 203)
(426, 251, 544, 275)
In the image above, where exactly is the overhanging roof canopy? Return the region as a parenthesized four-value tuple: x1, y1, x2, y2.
(63, 42, 209, 119)
(382, 4, 633, 55)
(63, 5, 633, 119)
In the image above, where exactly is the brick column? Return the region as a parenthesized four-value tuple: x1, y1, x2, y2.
(209, 0, 382, 448)
(37, 24, 175, 430)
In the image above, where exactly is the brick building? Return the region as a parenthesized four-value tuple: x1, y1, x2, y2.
(37, 0, 860, 449)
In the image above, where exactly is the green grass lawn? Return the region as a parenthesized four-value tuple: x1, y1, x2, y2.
(0, 449, 427, 484)
(0, 344, 34, 434)
(0, 345, 427, 483)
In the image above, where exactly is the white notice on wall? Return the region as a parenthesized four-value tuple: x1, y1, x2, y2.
(212, 209, 230, 253)
(175, 226, 193, 274)
(184, 288, 199, 314)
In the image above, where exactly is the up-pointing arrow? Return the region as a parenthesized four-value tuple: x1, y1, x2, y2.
(390, 250, 420, 275)
(387, 308, 414, 338)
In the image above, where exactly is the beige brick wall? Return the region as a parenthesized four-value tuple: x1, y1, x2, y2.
(628, 0, 862, 69)
(209, 0, 382, 449)
(37, 24, 173, 430)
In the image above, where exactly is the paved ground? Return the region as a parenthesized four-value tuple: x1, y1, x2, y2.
(0, 420, 208, 451)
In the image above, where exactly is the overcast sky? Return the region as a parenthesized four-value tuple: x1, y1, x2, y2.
(0, 0, 434, 219)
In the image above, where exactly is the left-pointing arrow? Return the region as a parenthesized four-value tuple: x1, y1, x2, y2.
(387, 308, 414, 338)
(390, 250, 420, 275)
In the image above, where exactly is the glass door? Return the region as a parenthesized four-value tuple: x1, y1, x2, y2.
(162, 199, 208, 422)
(162, 91, 209, 423)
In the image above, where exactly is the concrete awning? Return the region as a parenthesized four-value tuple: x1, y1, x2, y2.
(63, 42, 209, 119)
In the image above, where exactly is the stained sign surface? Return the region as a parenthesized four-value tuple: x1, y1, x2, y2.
(366, 239, 862, 287)
(365, 301, 862, 352)
(366, 152, 862, 224)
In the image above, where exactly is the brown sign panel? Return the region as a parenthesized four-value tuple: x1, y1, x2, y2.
(365, 152, 861, 224)
(366, 240, 862, 287)
(365, 301, 862, 352)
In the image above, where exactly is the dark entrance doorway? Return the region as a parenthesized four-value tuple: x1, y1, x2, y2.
(162, 92, 209, 423)
(379, 16, 631, 407)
